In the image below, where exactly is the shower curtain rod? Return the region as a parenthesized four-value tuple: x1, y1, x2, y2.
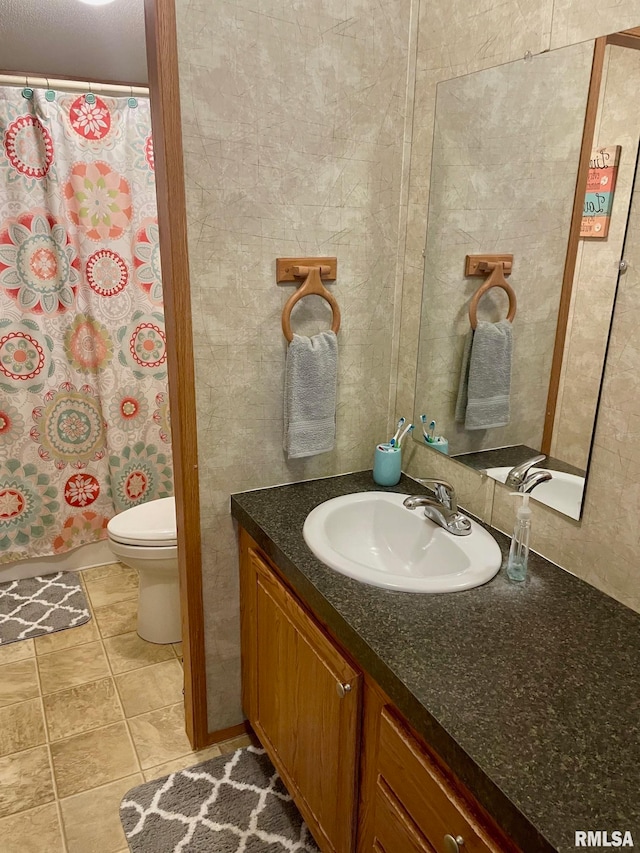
(0, 74, 149, 97)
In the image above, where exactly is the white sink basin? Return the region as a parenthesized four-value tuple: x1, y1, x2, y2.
(302, 492, 502, 593)
(484, 467, 585, 520)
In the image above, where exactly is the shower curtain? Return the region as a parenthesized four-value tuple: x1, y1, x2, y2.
(0, 87, 173, 563)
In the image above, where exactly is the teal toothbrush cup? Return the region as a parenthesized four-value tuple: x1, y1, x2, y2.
(373, 443, 402, 486)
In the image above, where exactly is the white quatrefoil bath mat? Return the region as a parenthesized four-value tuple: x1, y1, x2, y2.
(0, 571, 91, 645)
(120, 746, 320, 853)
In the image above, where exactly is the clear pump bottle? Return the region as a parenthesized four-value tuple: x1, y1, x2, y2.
(506, 492, 531, 582)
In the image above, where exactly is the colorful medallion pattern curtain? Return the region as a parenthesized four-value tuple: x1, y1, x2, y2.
(0, 88, 173, 562)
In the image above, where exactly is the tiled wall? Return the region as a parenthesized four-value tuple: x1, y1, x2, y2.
(552, 45, 640, 469)
(400, 0, 640, 614)
(414, 43, 592, 456)
(175, 0, 418, 730)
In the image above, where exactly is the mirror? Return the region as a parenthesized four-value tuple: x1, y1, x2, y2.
(413, 33, 640, 520)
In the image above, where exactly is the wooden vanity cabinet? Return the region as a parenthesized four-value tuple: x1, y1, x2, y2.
(239, 529, 517, 853)
(357, 681, 516, 853)
(239, 530, 362, 853)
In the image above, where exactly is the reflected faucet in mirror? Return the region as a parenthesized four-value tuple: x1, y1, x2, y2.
(505, 455, 552, 493)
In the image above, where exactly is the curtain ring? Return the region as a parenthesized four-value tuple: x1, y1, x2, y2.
(85, 84, 96, 105)
(128, 86, 138, 109)
(45, 77, 55, 102)
(22, 75, 33, 100)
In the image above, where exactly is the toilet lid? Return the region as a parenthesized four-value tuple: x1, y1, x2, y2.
(107, 496, 177, 546)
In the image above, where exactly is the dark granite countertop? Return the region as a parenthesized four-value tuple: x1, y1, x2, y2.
(453, 444, 585, 478)
(230, 471, 640, 853)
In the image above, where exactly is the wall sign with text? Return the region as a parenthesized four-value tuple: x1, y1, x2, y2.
(580, 146, 621, 238)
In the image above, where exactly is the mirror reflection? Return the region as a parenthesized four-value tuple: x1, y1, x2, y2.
(413, 33, 640, 520)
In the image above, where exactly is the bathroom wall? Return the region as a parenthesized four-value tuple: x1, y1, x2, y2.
(552, 45, 640, 469)
(400, 0, 640, 614)
(175, 0, 418, 730)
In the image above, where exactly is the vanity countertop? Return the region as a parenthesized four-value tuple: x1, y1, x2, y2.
(230, 471, 640, 853)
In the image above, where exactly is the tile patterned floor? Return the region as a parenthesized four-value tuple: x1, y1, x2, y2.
(0, 562, 250, 853)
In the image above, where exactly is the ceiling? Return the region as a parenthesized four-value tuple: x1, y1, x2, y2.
(0, 0, 148, 85)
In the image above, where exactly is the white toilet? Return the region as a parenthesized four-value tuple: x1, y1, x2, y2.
(106, 496, 181, 645)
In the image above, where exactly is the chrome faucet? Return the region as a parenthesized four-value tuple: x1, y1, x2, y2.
(403, 479, 472, 536)
(520, 469, 552, 493)
(505, 454, 545, 489)
(504, 454, 552, 493)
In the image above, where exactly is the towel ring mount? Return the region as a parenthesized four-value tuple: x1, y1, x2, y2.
(465, 254, 517, 331)
(277, 257, 340, 343)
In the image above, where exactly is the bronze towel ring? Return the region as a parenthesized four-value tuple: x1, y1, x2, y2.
(281, 265, 341, 343)
(468, 260, 517, 330)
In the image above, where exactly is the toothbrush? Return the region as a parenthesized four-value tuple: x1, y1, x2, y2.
(397, 423, 414, 447)
(420, 415, 436, 443)
(390, 417, 405, 445)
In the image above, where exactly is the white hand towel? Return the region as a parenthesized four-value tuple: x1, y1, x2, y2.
(284, 331, 338, 458)
(455, 320, 512, 430)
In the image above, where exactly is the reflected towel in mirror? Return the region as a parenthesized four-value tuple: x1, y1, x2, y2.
(455, 320, 512, 430)
(284, 331, 338, 458)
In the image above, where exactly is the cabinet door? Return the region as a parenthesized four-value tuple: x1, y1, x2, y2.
(245, 541, 361, 853)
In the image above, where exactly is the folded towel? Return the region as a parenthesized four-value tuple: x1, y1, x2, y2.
(455, 320, 512, 430)
(284, 331, 338, 458)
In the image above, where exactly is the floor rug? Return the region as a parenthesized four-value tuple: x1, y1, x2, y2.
(0, 571, 91, 646)
(120, 746, 320, 852)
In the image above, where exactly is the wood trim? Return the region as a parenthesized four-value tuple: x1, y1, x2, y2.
(144, 0, 208, 749)
(203, 721, 251, 747)
(239, 529, 258, 720)
(607, 29, 640, 51)
(541, 37, 607, 455)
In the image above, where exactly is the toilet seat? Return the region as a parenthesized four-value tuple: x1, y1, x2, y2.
(107, 496, 177, 547)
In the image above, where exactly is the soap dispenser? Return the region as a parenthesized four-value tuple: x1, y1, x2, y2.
(506, 492, 531, 582)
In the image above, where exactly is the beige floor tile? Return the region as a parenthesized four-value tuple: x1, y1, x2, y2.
(0, 745, 54, 818)
(37, 641, 109, 695)
(172, 641, 183, 659)
(44, 677, 123, 741)
(94, 599, 137, 638)
(0, 802, 64, 853)
(128, 702, 192, 769)
(34, 618, 99, 655)
(81, 562, 125, 582)
(104, 631, 174, 674)
(142, 744, 222, 781)
(0, 639, 35, 665)
(0, 697, 46, 756)
(83, 564, 138, 608)
(60, 773, 143, 853)
(116, 659, 183, 717)
(51, 721, 139, 798)
(0, 658, 39, 708)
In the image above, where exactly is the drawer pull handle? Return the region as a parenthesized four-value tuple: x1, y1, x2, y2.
(336, 682, 352, 698)
(443, 835, 464, 853)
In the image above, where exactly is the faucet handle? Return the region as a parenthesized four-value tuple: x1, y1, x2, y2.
(415, 477, 457, 512)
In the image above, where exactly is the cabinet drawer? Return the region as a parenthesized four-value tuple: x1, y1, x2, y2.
(378, 708, 504, 853)
(372, 779, 436, 853)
